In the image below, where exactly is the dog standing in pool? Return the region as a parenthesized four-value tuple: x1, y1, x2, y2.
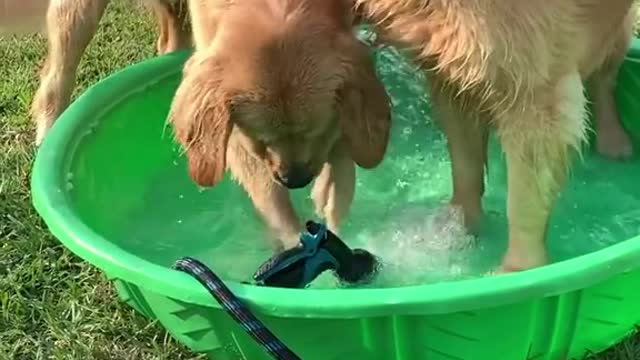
(353, 0, 637, 272)
(2, 0, 635, 272)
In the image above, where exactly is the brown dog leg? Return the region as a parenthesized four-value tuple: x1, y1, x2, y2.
(152, 0, 191, 54)
(311, 142, 356, 234)
(499, 71, 588, 272)
(227, 140, 303, 250)
(31, 0, 110, 145)
(431, 87, 488, 233)
(589, 18, 634, 160)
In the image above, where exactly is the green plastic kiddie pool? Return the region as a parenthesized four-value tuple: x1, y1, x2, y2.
(32, 29, 640, 360)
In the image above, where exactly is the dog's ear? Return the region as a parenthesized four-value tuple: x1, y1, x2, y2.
(337, 36, 391, 169)
(168, 55, 232, 187)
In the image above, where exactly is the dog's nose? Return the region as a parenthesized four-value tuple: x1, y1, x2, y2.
(275, 165, 314, 189)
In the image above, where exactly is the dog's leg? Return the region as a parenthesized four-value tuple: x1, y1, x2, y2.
(499, 72, 587, 272)
(31, 0, 109, 145)
(589, 18, 634, 159)
(227, 143, 303, 250)
(251, 181, 302, 250)
(431, 89, 488, 233)
(311, 142, 356, 234)
(152, 0, 191, 54)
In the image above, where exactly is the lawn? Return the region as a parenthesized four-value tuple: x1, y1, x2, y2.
(0, 1, 638, 359)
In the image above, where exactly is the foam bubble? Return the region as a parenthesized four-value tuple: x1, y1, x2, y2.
(356, 205, 479, 288)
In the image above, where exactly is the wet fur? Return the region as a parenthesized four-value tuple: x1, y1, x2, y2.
(16, 0, 192, 145)
(168, 0, 391, 249)
(355, 0, 636, 271)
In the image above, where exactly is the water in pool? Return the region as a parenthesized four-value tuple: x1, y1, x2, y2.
(113, 39, 640, 289)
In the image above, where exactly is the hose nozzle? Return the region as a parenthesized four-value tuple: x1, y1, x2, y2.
(253, 221, 379, 288)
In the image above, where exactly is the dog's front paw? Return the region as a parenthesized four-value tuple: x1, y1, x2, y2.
(448, 193, 485, 234)
(266, 226, 304, 252)
(499, 249, 548, 273)
(280, 232, 303, 250)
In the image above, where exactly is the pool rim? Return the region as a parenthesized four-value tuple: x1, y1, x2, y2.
(31, 39, 640, 318)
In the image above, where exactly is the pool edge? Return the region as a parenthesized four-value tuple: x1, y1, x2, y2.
(30, 41, 640, 319)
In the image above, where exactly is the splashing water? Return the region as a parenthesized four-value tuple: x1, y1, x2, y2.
(355, 205, 479, 287)
(93, 29, 640, 290)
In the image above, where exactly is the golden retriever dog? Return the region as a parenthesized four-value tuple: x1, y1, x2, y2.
(353, 0, 636, 272)
(0, 0, 191, 145)
(168, 0, 391, 249)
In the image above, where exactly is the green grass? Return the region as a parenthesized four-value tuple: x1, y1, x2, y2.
(0, 1, 638, 359)
(0, 2, 203, 359)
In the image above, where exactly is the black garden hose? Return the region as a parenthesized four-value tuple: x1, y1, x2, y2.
(174, 257, 302, 360)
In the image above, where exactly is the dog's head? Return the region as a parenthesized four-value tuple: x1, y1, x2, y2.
(168, 0, 391, 189)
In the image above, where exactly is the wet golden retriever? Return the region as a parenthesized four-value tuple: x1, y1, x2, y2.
(15, 0, 632, 269)
(354, 0, 636, 271)
(168, 0, 391, 249)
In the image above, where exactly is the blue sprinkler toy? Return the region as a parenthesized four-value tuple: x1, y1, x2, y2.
(174, 221, 380, 359)
(253, 220, 379, 288)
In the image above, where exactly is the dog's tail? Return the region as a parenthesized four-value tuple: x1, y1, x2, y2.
(0, 0, 50, 35)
